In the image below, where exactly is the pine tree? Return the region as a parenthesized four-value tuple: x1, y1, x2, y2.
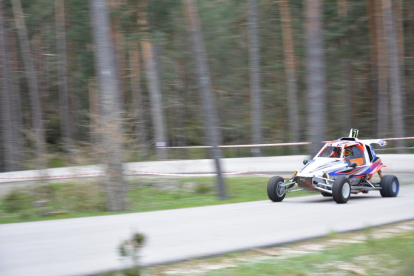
(182, 0, 227, 200)
(90, 0, 127, 211)
(305, 0, 326, 157)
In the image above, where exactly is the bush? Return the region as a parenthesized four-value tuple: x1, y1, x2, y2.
(119, 232, 146, 276)
(3, 190, 33, 213)
(195, 183, 212, 194)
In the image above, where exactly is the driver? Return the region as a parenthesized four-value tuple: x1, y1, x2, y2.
(330, 147, 342, 158)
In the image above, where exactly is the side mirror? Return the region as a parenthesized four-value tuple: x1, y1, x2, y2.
(349, 162, 357, 168)
(303, 159, 309, 165)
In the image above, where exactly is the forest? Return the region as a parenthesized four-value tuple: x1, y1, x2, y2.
(0, 0, 412, 174)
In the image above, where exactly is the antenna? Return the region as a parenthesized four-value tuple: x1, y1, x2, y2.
(349, 128, 359, 138)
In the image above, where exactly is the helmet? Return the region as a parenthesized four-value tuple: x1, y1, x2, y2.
(344, 148, 353, 157)
(331, 147, 341, 157)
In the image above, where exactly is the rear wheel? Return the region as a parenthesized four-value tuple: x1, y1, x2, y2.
(380, 175, 399, 197)
(267, 176, 286, 202)
(332, 176, 351, 204)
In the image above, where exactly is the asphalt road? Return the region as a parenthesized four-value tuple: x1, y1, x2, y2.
(1, 183, 414, 276)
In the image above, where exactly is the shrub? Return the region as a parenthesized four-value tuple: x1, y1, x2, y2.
(195, 183, 212, 194)
(119, 232, 146, 276)
(3, 190, 33, 213)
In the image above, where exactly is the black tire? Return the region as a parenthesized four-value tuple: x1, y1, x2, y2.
(267, 176, 286, 202)
(332, 176, 351, 204)
(321, 191, 332, 197)
(380, 175, 399, 197)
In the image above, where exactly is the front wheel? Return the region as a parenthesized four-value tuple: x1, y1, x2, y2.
(380, 175, 399, 197)
(267, 176, 286, 202)
(332, 176, 351, 204)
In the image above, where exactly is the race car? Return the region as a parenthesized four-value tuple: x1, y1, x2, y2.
(267, 129, 399, 204)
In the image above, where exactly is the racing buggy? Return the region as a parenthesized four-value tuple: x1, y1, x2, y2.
(267, 129, 399, 204)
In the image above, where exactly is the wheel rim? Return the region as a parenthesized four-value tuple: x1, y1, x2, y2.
(392, 180, 399, 194)
(276, 181, 285, 197)
(342, 183, 350, 198)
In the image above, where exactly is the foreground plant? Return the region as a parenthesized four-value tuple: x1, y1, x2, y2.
(119, 233, 146, 276)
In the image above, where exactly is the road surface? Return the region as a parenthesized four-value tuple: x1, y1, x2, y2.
(1, 183, 414, 276)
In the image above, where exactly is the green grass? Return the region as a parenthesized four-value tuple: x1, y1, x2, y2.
(0, 177, 310, 224)
(48, 158, 67, 168)
(204, 232, 414, 276)
(126, 177, 307, 212)
(147, 224, 414, 276)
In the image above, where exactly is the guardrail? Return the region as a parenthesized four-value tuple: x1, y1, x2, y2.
(157, 137, 414, 149)
(1, 137, 413, 184)
(157, 142, 311, 149)
(0, 170, 275, 182)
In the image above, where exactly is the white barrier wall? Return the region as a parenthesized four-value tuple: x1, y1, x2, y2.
(0, 154, 412, 183)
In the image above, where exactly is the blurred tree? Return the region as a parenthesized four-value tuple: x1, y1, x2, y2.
(247, 0, 262, 156)
(278, 0, 299, 149)
(11, 0, 46, 169)
(8, 32, 24, 170)
(393, 0, 404, 107)
(128, 41, 147, 149)
(138, 0, 168, 160)
(88, 77, 100, 144)
(182, 0, 227, 200)
(55, 0, 72, 156)
(89, 0, 126, 211)
(305, 0, 326, 157)
(109, 0, 126, 108)
(0, 0, 16, 171)
(382, 0, 405, 151)
(373, 0, 389, 138)
(337, 0, 352, 133)
(0, 0, 413, 174)
(173, 35, 190, 153)
(407, 0, 414, 136)
(366, 0, 378, 130)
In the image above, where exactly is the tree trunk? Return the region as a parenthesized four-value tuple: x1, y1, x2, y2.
(55, 0, 72, 156)
(11, 0, 46, 170)
(182, 0, 227, 200)
(382, 0, 405, 151)
(89, 0, 126, 211)
(305, 0, 326, 158)
(393, 0, 405, 127)
(247, 0, 262, 156)
(9, 31, 24, 170)
(109, 0, 126, 109)
(374, 0, 389, 138)
(88, 77, 99, 144)
(338, 0, 352, 133)
(174, 32, 189, 158)
(177, 60, 188, 151)
(366, 0, 378, 136)
(407, 1, 414, 136)
(278, 0, 299, 150)
(0, 0, 17, 171)
(137, 1, 168, 160)
(129, 41, 146, 147)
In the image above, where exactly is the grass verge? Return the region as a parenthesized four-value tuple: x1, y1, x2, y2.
(0, 176, 310, 224)
(145, 221, 414, 276)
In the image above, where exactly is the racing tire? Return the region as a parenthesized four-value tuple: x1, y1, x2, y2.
(332, 176, 351, 204)
(379, 175, 399, 197)
(267, 176, 286, 202)
(321, 191, 332, 197)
